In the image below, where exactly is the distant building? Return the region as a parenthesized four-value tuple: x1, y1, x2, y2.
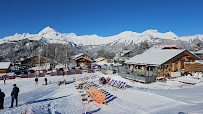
(113, 50, 134, 64)
(95, 57, 107, 63)
(73, 53, 93, 68)
(194, 50, 203, 60)
(0, 62, 11, 74)
(21, 56, 50, 68)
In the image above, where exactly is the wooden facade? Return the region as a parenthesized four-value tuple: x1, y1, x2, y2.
(157, 51, 199, 77)
(74, 54, 93, 68)
(76, 58, 92, 68)
(21, 56, 50, 68)
(0, 69, 9, 74)
(185, 63, 203, 72)
(127, 50, 199, 78)
(195, 54, 203, 60)
(0, 62, 11, 74)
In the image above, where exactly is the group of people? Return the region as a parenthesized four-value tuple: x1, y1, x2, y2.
(57, 79, 67, 86)
(35, 77, 48, 85)
(0, 84, 19, 110)
(1, 77, 49, 110)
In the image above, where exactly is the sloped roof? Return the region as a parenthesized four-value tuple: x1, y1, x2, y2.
(74, 56, 93, 62)
(21, 56, 50, 62)
(97, 61, 108, 65)
(95, 57, 105, 61)
(72, 53, 85, 59)
(125, 49, 187, 66)
(116, 50, 131, 57)
(121, 50, 131, 56)
(195, 50, 203, 54)
(0, 62, 11, 69)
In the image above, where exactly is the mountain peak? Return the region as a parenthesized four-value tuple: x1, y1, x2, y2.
(38, 26, 57, 36)
(143, 29, 158, 34)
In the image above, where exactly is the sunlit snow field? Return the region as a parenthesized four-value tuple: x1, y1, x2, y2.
(0, 72, 203, 114)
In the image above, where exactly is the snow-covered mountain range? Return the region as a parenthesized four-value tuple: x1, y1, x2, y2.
(1, 26, 203, 46)
(0, 26, 202, 63)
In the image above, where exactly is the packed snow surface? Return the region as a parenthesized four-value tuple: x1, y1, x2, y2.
(0, 72, 203, 114)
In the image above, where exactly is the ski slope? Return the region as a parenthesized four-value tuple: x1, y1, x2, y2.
(0, 72, 203, 114)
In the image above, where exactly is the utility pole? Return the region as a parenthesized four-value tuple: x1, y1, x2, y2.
(54, 45, 57, 69)
(65, 44, 68, 75)
(45, 44, 48, 69)
(38, 45, 42, 71)
(39, 51, 40, 70)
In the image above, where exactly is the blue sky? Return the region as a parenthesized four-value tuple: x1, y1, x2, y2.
(0, 0, 202, 38)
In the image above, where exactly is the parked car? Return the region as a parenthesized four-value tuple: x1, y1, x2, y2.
(0, 73, 14, 80)
(29, 70, 35, 73)
(0, 74, 8, 80)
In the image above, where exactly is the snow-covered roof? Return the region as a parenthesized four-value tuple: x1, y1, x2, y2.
(21, 56, 50, 62)
(0, 62, 11, 69)
(121, 50, 131, 56)
(95, 57, 105, 62)
(72, 53, 85, 59)
(115, 50, 131, 57)
(97, 61, 108, 65)
(195, 50, 203, 54)
(125, 49, 187, 66)
(55, 64, 66, 69)
(74, 56, 93, 62)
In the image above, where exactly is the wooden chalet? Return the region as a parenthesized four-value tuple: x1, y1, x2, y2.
(113, 50, 134, 64)
(21, 56, 50, 68)
(0, 62, 11, 74)
(73, 53, 93, 68)
(125, 48, 200, 78)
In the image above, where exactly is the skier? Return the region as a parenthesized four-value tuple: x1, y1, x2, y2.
(35, 77, 38, 86)
(45, 78, 47, 85)
(3, 77, 6, 85)
(9, 84, 19, 108)
(0, 88, 5, 110)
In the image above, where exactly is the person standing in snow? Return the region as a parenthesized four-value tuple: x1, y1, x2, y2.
(35, 77, 38, 86)
(45, 78, 47, 85)
(3, 77, 6, 85)
(9, 84, 19, 108)
(0, 88, 5, 110)
(36, 70, 39, 77)
(63, 71, 65, 77)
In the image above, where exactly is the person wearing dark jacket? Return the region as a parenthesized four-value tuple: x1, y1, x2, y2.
(3, 77, 6, 85)
(45, 78, 47, 85)
(62, 71, 65, 77)
(9, 84, 19, 108)
(0, 88, 5, 110)
(35, 78, 38, 86)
